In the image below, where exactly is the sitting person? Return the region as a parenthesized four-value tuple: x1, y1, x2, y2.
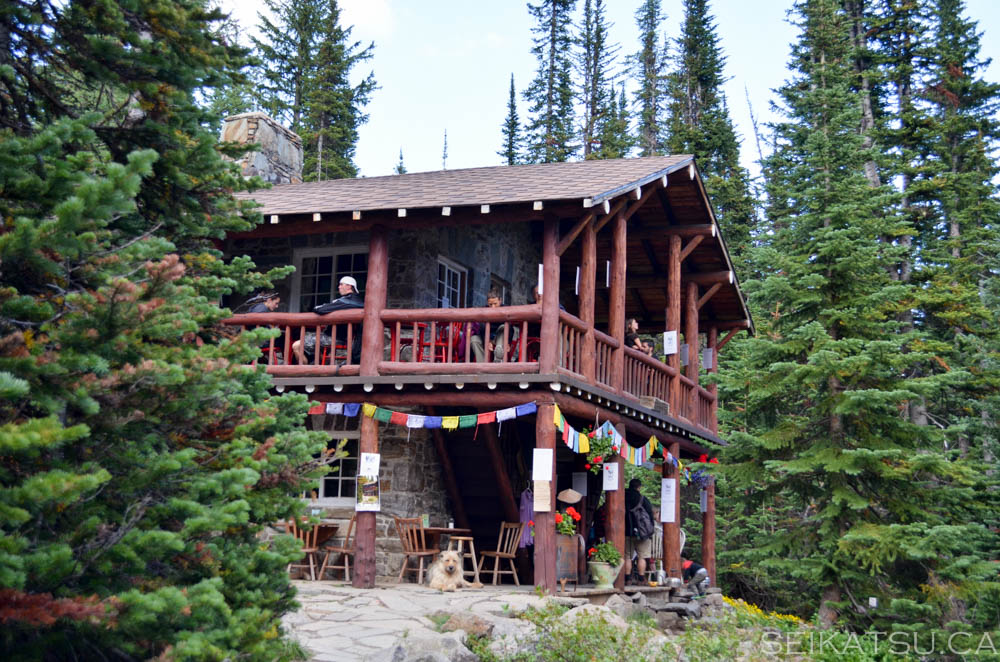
(247, 291, 285, 358)
(625, 318, 654, 356)
(292, 276, 364, 364)
(469, 289, 510, 362)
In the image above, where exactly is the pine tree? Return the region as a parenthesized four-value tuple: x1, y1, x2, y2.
(632, 0, 668, 156)
(498, 74, 525, 165)
(523, 0, 577, 163)
(302, 0, 376, 181)
(663, 0, 756, 264)
(576, 0, 620, 159)
(0, 1, 327, 657)
(394, 148, 407, 174)
(723, 0, 995, 632)
(593, 84, 633, 159)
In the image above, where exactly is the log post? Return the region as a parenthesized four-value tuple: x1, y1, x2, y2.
(667, 235, 681, 415)
(609, 451, 625, 589)
(579, 219, 596, 381)
(702, 477, 716, 587)
(538, 217, 560, 374)
(609, 211, 626, 391)
(708, 325, 719, 434)
(664, 441, 681, 579)
(361, 224, 388, 376)
(353, 414, 378, 588)
(533, 402, 557, 592)
(685, 280, 699, 417)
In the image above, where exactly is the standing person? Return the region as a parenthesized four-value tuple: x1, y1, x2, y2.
(624, 478, 655, 584)
(292, 276, 363, 364)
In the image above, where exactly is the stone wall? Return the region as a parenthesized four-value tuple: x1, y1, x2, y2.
(221, 112, 303, 184)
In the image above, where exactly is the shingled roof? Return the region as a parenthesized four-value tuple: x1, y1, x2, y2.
(239, 155, 693, 216)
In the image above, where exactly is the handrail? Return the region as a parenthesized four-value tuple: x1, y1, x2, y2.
(557, 309, 588, 333)
(592, 328, 620, 350)
(380, 304, 540, 324)
(623, 346, 678, 377)
(224, 310, 364, 325)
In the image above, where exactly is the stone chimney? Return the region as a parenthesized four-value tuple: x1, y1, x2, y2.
(221, 112, 303, 185)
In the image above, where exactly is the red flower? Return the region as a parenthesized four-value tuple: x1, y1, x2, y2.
(709, 457, 719, 464)
(588, 547, 596, 556)
(528, 520, 534, 527)
(593, 455, 603, 463)
(554, 513, 563, 524)
(566, 507, 578, 518)
(588, 430, 596, 438)
(584, 463, 591, 470)
(698, 454, 708, 463)
(572, 512, 581, 521)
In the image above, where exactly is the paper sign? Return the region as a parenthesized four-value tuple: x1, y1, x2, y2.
(572, 471, 588, 497)
(532, 448, 553, 481)
(661, 478, 677, 522)
(359, 452, 380, 477)
(868, 597, 878, 608)
(663, 330, 678, 355)
(575, 266, 580, 295)
(602, 462, 619, 491)
(355, 475, 381, 512)
(605, 260, 610, 287)
(702, 347, 714, 370)
(533, 480, 552, 512)
(700, 488, 708, 513)
(537, 264, 544, 295)
(680, 344, 689, 367)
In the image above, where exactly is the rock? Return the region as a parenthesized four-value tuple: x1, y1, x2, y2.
(631, 591, 649, 607)
(706, 586, 722, 595)
(487, 618, 539, 660)
(602, 594, 634, 620)
(655, 610, 680, 630)
(560, 604, 630, 630)
(364, 631, 478, 662)
(441, 612, 493, 638)
(702, 593, 724, 607)
(652, 601, 702, 619)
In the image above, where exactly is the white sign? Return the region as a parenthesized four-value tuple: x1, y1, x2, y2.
(605, 260, 610, 287)
(537, 263, 544, 295)
(532, 448, 553, 481)
(575, 266, 580, 295)
(869, 597, 878, 609)
(661, 478, 677, 523)
(702, 347, 714, 370)
(663, 330, 678, 355)
(602, 462, 619, 491)
(359, 452, 380, 477)
(572, 471, 588, 496)
(700, 488, 708, 513)
(680, 343, 689, 366)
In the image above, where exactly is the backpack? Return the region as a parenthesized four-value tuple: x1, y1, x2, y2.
(628, 498, 655, 540)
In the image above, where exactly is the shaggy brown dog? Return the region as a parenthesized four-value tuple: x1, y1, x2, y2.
(427, 550, 483, 591)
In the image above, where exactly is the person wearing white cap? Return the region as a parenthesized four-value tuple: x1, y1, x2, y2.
(292, 276, 364, 364)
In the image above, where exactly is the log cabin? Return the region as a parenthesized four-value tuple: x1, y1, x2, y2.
(221, 113, 753, 592)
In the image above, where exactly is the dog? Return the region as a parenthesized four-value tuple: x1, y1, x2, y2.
(426, 550, 483, 591)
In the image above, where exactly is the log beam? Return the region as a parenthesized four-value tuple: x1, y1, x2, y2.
(539, 217, 561, 373)
(556, 211, 596, 257)
(702, 478, 716, 587)
(678, 235, 705, 262)
(353, 414, 378, 588)
(579, 219, 596, 381)
(664, 441, 681, 579)
(480, 422, 520, 524)
(361, 225, 388, 376)
(696, 283, 722, 310)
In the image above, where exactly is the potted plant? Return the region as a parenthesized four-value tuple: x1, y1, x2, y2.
(582, 429, 616, 474)
(586, 542, 623, 589)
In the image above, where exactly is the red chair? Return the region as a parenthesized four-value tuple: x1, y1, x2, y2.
(507, 335, 540, 362)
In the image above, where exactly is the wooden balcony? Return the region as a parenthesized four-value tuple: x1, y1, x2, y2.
(225, 304, 717, 436)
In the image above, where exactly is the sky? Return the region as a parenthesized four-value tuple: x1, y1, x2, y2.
(219, 0, 1000, 180)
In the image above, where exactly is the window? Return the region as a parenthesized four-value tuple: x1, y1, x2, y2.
(308, 414, 360, 505)
(437, 257, 468, 308)
(291, 246, 367, 312)
(490, 274, 512, 305)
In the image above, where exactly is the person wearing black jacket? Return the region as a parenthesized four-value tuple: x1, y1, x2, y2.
(624, 478, 655, 583)
(292, 276, 363, 364)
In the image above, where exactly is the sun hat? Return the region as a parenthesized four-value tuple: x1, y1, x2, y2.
(556, 488, 583, 504)
(339, 276, 358, 290)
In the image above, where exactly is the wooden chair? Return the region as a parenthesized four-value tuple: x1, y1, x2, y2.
(319, 514, 356, 582)
(478, 522, 525, 585)
(393, 516, 438, 584)
(286, 518, 322, 580)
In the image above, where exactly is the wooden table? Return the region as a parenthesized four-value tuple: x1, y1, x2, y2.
(277, 519, 340, 547)
(421, 526, 471, 550)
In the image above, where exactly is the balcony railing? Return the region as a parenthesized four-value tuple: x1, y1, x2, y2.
(225, 305, 716, 433)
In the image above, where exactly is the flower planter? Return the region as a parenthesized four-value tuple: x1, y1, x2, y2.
(587, 561, 621, 589)
(555, 533, 585, 583)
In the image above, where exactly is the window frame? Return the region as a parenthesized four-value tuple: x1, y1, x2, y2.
(436, 256, 469, 309)
(290, 245, 368, 313)
(308, 415, 361, 506)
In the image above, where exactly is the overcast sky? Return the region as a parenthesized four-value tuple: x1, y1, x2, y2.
(219, 0, 1000, 180)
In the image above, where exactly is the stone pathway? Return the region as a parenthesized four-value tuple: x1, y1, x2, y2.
(283, 581, 553, 661)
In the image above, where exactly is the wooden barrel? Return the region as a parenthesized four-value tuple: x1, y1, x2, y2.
(555, 534, 584, 582)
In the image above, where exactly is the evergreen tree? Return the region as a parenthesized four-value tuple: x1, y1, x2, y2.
(724, 0, 994, 633)
(523, 0, 577, 163)
(593, 84, 633, 159)
(0, 0, 327, 658)
(498, 74, 525, 165)
(302, 0, 376, 181)
(664, 0, 756, 264)
(632, 0, 668, 156)
(253, 0, 327, 130)
(394, 148, 407, 174)
(576, 0, 620, 159)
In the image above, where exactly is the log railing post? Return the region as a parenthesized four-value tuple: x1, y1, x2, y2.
(539, 217, 560, 374)
(667, 235, 681, 415)
(579, 219, 596, 381)
(685, 281, 699, 418)
(608, 443, 625, 589)
(361, 224, 388, 376)
(609, 211, 626, 391)
(353, 413, 378, 588)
